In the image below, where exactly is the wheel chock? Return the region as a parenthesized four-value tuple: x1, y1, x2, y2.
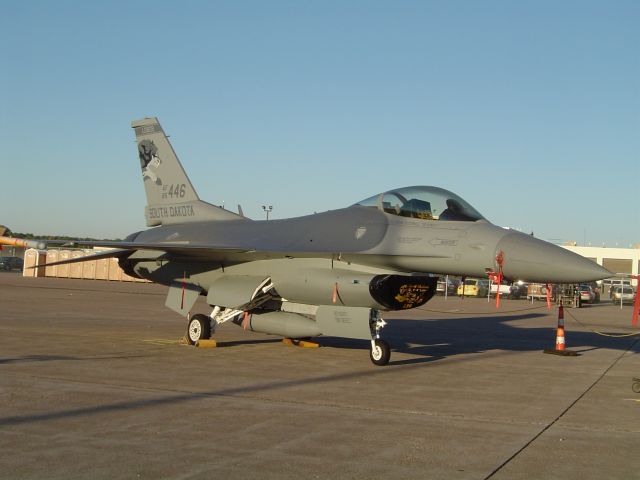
(282, 338, 319, 348)
(195, 339, 217, 348)
(178, 336, 191, 346)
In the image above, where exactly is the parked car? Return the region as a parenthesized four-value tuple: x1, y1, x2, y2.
(609, 283, 633, 299)
(457, 278, 489, 297)
(436, 277, 459, 295)
(577, 284, 595, 304)
(610, 286, 636, 305)
(0, 256, 23, 271)
(605, 279, 631, 299)
(490, 280, 511, 297)
(509, 281, 529, 299)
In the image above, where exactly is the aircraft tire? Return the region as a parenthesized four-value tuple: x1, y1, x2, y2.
(187, 314, 212, 345)
(370, 339, 390, 366)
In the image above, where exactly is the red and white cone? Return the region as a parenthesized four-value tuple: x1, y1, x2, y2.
(544, 304, 578, 356)
(555, 305, 566, 351)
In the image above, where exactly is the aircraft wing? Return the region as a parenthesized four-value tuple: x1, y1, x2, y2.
(39, 240, 255, 255)
(0, 235, 336, 268)
(1, 235, 449, 271)
(54, 244, 256, 266)
(0, 235, 253, 252)
(26, 248, 134, 268)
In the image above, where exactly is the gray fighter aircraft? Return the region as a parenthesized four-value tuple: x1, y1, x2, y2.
(3, 117, 610, 365)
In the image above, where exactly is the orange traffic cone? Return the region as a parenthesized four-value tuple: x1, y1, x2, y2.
(544, 305, 578, 356)
(555, 305, 566, 350)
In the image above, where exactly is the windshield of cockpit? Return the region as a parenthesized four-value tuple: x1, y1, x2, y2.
(354, 186, 486, 222)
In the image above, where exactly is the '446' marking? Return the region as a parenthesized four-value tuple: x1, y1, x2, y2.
(163, 184, 186, 199)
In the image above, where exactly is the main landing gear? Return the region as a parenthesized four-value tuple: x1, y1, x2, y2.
(186, 314, 212, 345)
(186, 305, 245, 345)
(186, 278, 277, 345)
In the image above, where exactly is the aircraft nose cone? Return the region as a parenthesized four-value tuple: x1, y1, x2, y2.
(497, 232, 611, 283)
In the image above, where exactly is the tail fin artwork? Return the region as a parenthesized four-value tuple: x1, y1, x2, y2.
(132, 117, 244, 227)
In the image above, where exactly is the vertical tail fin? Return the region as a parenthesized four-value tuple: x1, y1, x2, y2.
(132, 117, 244, 226)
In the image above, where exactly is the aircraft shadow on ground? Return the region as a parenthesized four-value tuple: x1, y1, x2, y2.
(0, 353, 158, 365)
(0, 355, 81, 365)
(319, 311, 640, 366)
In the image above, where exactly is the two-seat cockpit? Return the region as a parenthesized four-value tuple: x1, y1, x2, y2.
(354, 186, 486, 222)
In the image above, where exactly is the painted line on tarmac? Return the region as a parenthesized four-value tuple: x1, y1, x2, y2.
(142, 339, 180, 345)
(484, 336, 640, 479)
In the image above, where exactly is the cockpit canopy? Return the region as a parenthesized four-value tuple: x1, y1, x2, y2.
(354, 186, 486, 222)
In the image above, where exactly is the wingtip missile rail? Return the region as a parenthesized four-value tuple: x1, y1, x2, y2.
(0, 236, 47, 250)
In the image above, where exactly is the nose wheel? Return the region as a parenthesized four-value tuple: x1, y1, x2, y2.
(370, 339, 391, 366)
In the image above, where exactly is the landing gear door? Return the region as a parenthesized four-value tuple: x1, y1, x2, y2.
(206, 275, 270, 309)
(316, 306, 372, 340)
(165, 282, 202, 317)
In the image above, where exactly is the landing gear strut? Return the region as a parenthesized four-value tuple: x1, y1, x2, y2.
(186, 278, 277, 346)
(369, 312, 390, 366)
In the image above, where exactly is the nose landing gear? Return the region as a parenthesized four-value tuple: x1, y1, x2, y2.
(369, 313, 390, 366)
(370, 338, 391, 366)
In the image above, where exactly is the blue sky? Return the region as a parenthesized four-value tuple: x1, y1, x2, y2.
(1, 1, 638, 245)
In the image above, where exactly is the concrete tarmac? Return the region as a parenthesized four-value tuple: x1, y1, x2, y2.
(1, 273, 638, 479)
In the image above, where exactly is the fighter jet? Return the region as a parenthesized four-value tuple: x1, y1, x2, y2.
(2, 117, 611, 365)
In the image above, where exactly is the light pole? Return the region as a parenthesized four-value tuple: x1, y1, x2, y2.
(262, 205, 273, 220)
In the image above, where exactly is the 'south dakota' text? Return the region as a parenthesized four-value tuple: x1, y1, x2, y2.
(148, 205, 195, 220)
